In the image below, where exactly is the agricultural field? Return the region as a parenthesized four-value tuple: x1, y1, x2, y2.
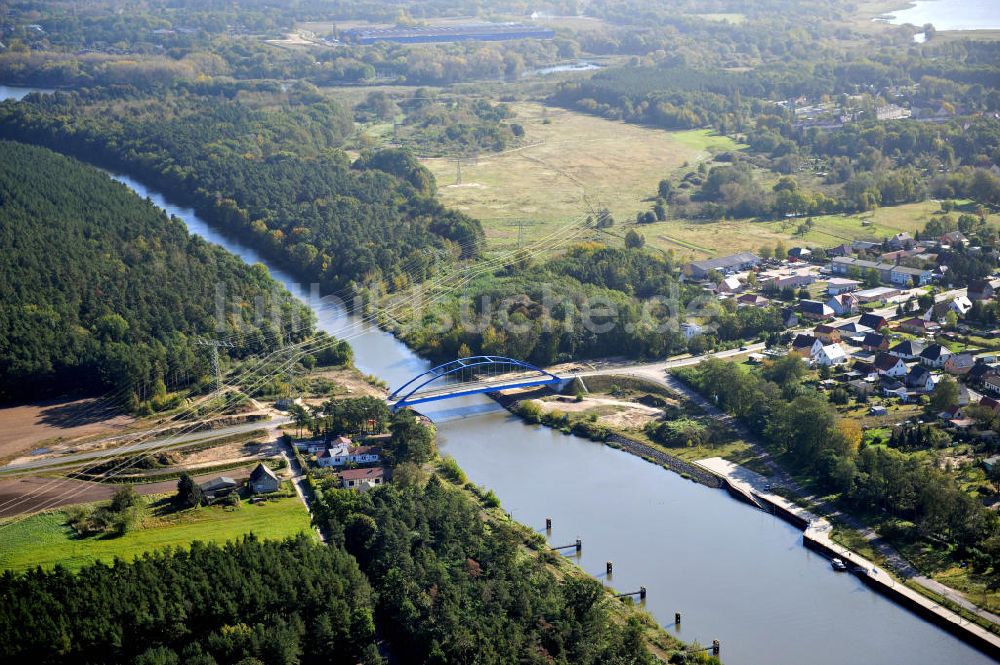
(0, 495, 313, 572)
(420, 102, 741, 250)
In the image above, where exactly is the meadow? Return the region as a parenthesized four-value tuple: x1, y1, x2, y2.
(420, 102, 741, 250)
(0, 495, 314, 572)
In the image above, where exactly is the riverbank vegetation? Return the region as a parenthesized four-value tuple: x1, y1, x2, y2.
(673, 357, 1000, 602)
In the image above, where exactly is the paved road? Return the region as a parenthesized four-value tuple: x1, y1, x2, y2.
(0, 417, 290, 474)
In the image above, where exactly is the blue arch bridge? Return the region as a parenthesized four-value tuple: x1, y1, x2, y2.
(388, 356, 570, 410)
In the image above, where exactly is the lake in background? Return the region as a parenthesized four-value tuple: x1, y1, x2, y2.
(882, 0, 1000, 32)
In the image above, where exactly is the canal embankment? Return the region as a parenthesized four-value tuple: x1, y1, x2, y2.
(695, 457, 1000, 661)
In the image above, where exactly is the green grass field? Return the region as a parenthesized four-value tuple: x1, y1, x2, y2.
(0, 496, 314, 573)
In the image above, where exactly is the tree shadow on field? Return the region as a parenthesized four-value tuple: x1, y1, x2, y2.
(38, 398, 124, 428)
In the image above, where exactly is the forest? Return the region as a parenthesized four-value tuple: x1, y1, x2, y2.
(0, 140, 311, 405)
(0, 88, 484, 292)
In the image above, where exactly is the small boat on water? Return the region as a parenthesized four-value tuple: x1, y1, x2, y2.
(831, 558, 848, 571)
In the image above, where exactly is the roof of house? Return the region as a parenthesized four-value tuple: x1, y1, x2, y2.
(890, 339, 925, 356)
(719, 275, 743, 290)
(969, 362, 998, 380)
(800, 300, 833, 315)
(946, 352, 974, 366)
(250, 463, 278, 483)
(908, 364, 932, 381)
(862, 332, 886, 347)
(899, 317, 938, 330)
(792, 334, 818, 349)
(330, 435, 353, 446)
(688, 252, 760, 273)
(820, 344, 847, 360)
(814, 324, 838, 334)
(341, 467, 386, 482)
(839, 322, 872, 334)
(200, 476, 238, 492)
(874, 353, 903, 371)
(920, 344, 951, 361)
(968, 279, 993, 294)
(890, 265, 931, 277)
(858, 313, 888, 328)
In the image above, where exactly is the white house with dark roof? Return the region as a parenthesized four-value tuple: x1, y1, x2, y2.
(874, 353, 908, 378)
(919, 344, 952, 368)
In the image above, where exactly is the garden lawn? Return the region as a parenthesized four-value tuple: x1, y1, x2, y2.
(0, 496, 314, 572)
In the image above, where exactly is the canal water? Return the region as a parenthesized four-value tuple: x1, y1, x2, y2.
(0, 86, 992, 664)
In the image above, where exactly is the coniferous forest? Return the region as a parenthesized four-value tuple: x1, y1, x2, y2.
(0, 140, 312, 403)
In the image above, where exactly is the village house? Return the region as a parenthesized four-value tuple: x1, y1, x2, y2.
(781, 308, 799, 328)
(889, 339, 925, 360)
(889, 265, 933, 287)
(943, 353, 974, 375)
(881, 377, 909, 400)
(906, 365, 936, 392)
(980, 396, 1000, 415)
(887, 232, 914, 250)
(862, 332, 889, 352)
(736, 293, 771, 308)
(800, 300, 834, 320)
(788, 247, 812, 261)
(939, 231, 968, 247)
(681, 321, 704, 340)
(859, 313, 890, 331)
(968, 362, 999, 387)
(984, 373, 1000, 396)
(826, 278, 861, 295)
(898, 317, 940, 335)
(199, 476, 239, 499)
(814, 343, 848, 366)
(919, 343, 952, 369)
(967, 279, 995, 302)
(340, 466, 387, 491)
(874, 352, 908, 378)
(249, 463, 280, 494)
(791, 334, 823, 357)
(838, 322, 872, 335)
(716, 275, 744, 293)
(854, 287, 900, 304)
(827, 293, 859, 316)
(316, 439, 382, 468)
(927, 296, 972, 321)
(813, 324, 841, 344)
(684, 252, 761, 279)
